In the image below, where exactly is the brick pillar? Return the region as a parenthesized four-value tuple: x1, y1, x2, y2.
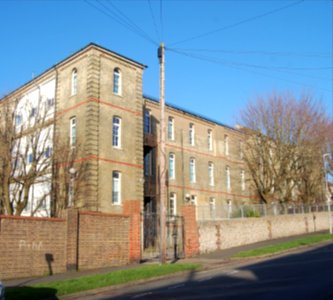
(66, 208, 79, 271)
(124, 201, 141, 263)
(182, 205, 200, 258)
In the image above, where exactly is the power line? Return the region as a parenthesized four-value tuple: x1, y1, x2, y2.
(147, 0, 161, 41)
(167, 48, 332, 93)
(160, 0, 164, 41)
(84, 0, 158, 46)
(169, 0, 304, 46)
(170, 48, 332, 58)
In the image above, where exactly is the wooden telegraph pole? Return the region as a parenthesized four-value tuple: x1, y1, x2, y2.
(158, 43, 167, 263)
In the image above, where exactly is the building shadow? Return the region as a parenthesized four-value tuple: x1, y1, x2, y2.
(4, 286, 58, 300)
(106, 243, 333, 300)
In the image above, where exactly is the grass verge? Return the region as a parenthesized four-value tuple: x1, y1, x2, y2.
(5, 263, 200, 300)
(232, 233, 333, 258)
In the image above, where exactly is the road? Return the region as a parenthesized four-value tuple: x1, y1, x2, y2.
(76, 243, 333, 300)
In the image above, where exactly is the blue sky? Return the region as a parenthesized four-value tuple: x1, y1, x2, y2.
(0, 0, 332, 126)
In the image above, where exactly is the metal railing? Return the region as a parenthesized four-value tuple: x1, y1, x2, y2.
(197, 202, 332, 221)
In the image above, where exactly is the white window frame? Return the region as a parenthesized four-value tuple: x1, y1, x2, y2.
(169, 153, 175, 180)
(239, 141, 244, 159)
(209, 197, 216, 219)
(169, 192, 177, 217)
(70, 117, 76, 147)
(71, 68, 78, 96)
(113, 68, 121, 95)
(189, 123, 195, 146)
(226, 166, 231, 191)
(144, 109, 151, 134)
(241, 170, 246, 191)
(208, 129, 213, 151)
(112, 171, 121, 205)
(224, 134, 229, 156)
(168, 116, 175, 141)
(112, 116, 121, 148)
(189, 157, 196, 183)
(208, 162, 214, 186)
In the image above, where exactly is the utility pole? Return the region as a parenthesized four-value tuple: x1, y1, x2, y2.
(158, 43, 167, 263)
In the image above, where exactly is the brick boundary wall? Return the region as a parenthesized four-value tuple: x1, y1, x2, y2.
(124, 201, 141, 263)
(0, 215, 67, 279)
(197, 212, 332, 254)
(182, 205, 200, 258)
(0, 209, 132, 280)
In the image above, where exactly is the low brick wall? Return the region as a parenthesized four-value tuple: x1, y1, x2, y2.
(0, 210, 132, 280)
(198, 212, 331, 254)
(78, 212, 130, 269)
(0, 215, 66, 279)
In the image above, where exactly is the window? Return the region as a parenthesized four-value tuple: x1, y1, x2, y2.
(144, 109, 151, 134)
(208, 129, 213, 151)
(15, 114, 22, 126)
(47, 97, 55, 108)
(224, 135, 229, 155)
(190, 195, 197, 206)
(189, 158, 196, 183)
(45, 146, 52, 158)
(169, 153, 175, 179)
(27, 153, 33, 164)
(70, 117, 76, 147)
(208, 162, 214, 186)
(189, 123, 195, 146)
(169, 192, 177, 217)
(112, 171, 121, 204)
(239, 141, 244, 159)
(112, 116, 121, 148)
(209, 197, 216, 219)
(113, 68, 121, 95)
(241, 170, 246, 191)
(226, 166, 231, 191)
(168, 116, 175, 141)
(71, 68, 78, 96)
(30, 107, 37, 118)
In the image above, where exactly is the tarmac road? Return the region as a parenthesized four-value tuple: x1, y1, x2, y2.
(76, 242, 333, 300)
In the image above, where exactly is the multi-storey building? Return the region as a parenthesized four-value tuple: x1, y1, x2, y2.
(0, 43, 255, 219)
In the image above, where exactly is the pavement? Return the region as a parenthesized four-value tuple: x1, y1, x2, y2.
(3, 231, 331, 298)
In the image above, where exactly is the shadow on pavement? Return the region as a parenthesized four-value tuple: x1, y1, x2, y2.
(105, 243, 333, 300)
(4, 286, 59, 300)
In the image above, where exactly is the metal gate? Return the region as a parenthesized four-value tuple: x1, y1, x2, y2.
(142, 212, 184, 260)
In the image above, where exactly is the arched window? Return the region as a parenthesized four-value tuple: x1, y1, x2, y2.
(112, 171, 121, 204)
(189, 157, 196, 183)
(71, 68, 78, 96)
(226, 166, 231, 191)
(208, 162, 214, 186)
(169, 153, 175, 179)
(113, 68, 121, 95)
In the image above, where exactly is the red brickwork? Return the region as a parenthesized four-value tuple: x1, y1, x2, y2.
(123, 201, 141, 262)
(181, 205, 200, 257)
(0, 209, 132, 280)
(78, 211, 130, 269)
(0, 215, 66, 279)
(66, 209, 79, 271)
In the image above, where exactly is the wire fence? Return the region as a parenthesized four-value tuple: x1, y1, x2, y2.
(197, 202, 332, 221)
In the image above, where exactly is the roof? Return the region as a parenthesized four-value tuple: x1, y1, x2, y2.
(1, 43, 147, 101)
(143, 94, 238, 132)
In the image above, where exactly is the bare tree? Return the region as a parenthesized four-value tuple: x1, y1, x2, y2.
(240, 92, 333, 204)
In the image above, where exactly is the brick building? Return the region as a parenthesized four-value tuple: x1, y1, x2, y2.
(1, 43, 255, 220)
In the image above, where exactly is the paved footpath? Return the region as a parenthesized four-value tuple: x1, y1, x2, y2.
(3, 231, 331, 295)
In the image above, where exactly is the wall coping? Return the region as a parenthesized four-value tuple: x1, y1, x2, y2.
(0, 214, 65, 222)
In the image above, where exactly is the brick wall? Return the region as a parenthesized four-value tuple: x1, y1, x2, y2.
(78, 211, 130, 269)
(124, 201, 141, 263)
(0, 209, 132, 280)
(197, 212, 332, 254)
(0, 215, 66, 279)
(182, 205, 200, 257)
